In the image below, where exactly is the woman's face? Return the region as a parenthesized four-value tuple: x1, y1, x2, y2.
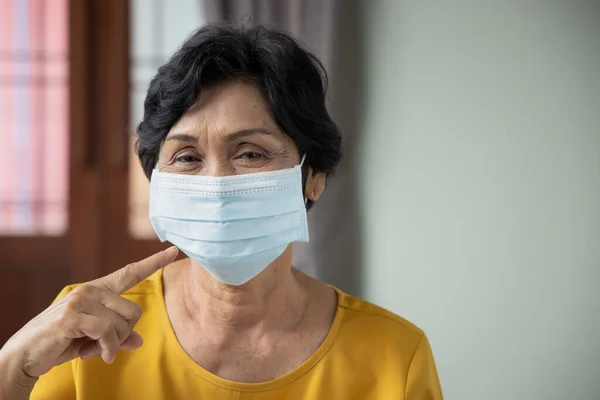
(158, 80, 300, 177)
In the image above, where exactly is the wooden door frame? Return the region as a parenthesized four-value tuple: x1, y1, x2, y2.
(89, 0, 166, 277)
(67, 0, 108, 283)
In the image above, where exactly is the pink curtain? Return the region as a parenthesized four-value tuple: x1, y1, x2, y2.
(0, 0, 69, 236)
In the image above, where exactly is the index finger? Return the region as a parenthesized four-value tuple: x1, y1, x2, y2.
(89, 246, 179, 294)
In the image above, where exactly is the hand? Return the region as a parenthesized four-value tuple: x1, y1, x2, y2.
(0, 246, 178, 380)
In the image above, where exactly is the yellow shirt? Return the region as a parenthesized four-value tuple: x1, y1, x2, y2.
(31, 270, 443, 399)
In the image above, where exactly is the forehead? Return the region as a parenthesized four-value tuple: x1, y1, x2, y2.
(170, 80, 277, 134)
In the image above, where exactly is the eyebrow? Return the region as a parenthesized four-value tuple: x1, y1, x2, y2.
(164, 128, 277, 144)
(164, 134, 198, 144)
(226, 128, 277, 142)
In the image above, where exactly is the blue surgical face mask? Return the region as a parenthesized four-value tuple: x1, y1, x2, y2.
(148, 157, 309, 285)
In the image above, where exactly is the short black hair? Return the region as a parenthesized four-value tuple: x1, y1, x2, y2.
(136, 22, 342, 210)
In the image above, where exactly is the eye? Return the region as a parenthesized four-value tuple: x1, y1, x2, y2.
(238, 151, 265, 160)
(174, 153, 201, 163)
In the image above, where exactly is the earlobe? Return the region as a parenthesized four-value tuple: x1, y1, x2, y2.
(306, 168, 326, 201)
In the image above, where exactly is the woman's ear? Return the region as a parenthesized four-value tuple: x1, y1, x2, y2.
(305, 167, 326, 202)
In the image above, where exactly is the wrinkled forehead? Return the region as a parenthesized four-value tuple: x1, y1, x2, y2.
(167, 80, 276, 140)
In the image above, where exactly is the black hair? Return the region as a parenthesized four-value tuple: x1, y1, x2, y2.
(136, 22, 342, 210)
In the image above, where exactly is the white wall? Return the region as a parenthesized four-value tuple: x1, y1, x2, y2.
(359, 1, 600, 399)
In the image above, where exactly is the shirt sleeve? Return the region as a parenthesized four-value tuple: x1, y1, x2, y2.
(405, 334, 443, 400)
(29, 285, 77, 400)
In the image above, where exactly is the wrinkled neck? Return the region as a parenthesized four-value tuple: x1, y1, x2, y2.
(180, 245, 308, 337)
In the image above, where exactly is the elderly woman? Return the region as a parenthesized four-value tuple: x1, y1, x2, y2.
(0, 24, 442, 399)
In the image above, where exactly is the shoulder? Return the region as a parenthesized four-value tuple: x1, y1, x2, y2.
(333, 287, 425, 354)
(336, 288, 424, 337)
(328, 289, 442, 397)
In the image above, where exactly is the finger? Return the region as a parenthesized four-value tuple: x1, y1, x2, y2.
(79, 341, 100, 360)
(120, 331, 144, 350)
(90, 246, 178, 294)
(76, 314, 120, 364)
(78, 333, 119, 363)
(101, 294, 143, 327)
(83, 303, 131, 343)
(64, 285, 135, 341)
(98, 327, 119, 364)
(79, 331, 142, 360)
(66, 285, 142, 328)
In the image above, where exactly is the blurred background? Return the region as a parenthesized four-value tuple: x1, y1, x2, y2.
(0, 0, 599, 399)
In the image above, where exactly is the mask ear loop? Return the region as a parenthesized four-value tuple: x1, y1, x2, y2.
(299, 153, 309, 205)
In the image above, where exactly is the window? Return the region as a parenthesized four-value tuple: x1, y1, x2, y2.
(0, 0, 69, 236)
(128, 0, 204, 239)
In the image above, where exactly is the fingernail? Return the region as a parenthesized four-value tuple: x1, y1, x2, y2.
(80, 349, 99, 360)
(165, 246, 178, 257)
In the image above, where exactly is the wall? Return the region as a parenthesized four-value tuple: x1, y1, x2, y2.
(359, 1, 600, 399)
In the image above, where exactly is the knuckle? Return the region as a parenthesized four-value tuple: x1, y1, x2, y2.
(71, 284, 96, 299)
(130, 304, 142, 321)
(68, 286, 85, 299)
(64, 289, 87, 311)
(75, 284, 93, 294)
(124, 262, 137, 270)
(119, 265, 139, 288)
(62, 298, 79, 314)
(56, 310, 74, 327)
(56, 310, 83, 333)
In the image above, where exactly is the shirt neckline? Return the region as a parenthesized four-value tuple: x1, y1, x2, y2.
(154, 268, 347, 392)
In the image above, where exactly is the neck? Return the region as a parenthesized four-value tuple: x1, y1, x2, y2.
(180, 246, 308, 341)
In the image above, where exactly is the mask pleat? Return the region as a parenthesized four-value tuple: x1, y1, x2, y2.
(152, 189, 301, 221)
(155, 211, 303, 241)
(163, 225, 307, 257)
